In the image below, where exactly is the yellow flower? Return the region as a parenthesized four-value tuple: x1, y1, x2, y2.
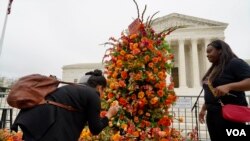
(138, 91, 145, 99)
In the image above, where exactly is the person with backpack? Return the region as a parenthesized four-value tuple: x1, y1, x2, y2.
(11, 69, 119, 141)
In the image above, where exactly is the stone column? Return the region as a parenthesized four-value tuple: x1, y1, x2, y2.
(166, 39, 171, 86)
(191, 39, 200, 87)
(204, 38, 211, 71)
(178, 39, 187, 88)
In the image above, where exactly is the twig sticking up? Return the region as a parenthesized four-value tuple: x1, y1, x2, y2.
(149, 11, 159, 26)
(145, 16, 151, 27)
(141, 5, 147, 23)
(133, 0, 140, 19)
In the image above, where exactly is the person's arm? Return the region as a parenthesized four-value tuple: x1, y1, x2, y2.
(226, 78, 250, 91)
(85, 88, 118, 135)
(199, 104, 206, 124)
(215, 78, 250, 96)
(215, 59, 250, 96)
(85, 88, 108, 135)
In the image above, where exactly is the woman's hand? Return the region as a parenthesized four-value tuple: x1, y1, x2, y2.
(199, 104, 207, 124)
(105, 101, 120, 119)
(199, 110, 206, 124)
(214, 85, 230, 97)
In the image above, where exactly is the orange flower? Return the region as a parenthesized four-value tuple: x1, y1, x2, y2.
(146, 72, 155, 81)
(158, 131, 167, 137)
(144, 55, 150, 62)
(116, 59, 123, 67)
(129, 43, 134, 50)
(158, 71, 166, 80)
(147, 43, 154, 50)
(108, 93, 114, 99)
(156, 50, 163, 57)
(167, 94, 177, 102)
(121, 123, 128, 130)
(112, 132, 121, 141)
(125, 54, 134, 60)
(121, 71, 128, 79)
(120, 50, 126, 56)
(134, 72, 142, 80)
(112, 72, 118, 78)
(145, 90, 153, 97)
(129, 33, 138, 39)
(158, 116, 171, 126)
(109, 82, 119, 90)
(138, 91, 145, 99)
(132, 131, 140, 137)
(152, 57, 159, 63)
(165, 99, 172, 105)
(131, 48, 140, 55)
(157, 90, 164, 97)
(133, 43, 139, 48)
(150, 97, 159, 105)
(118, 80, 126, 88)
(153, 68, 159, 73)
(148, 62, 154, 68)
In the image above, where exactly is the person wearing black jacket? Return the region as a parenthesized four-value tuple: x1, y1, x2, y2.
(199, 40, 250, 141)
(12, 69, 119, 141)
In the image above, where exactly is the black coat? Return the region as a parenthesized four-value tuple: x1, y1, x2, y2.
(11, 84, 109, 141)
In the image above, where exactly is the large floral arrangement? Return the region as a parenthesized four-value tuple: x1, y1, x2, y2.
(79, 1, 187, 140)
(97, 1, 183, 140)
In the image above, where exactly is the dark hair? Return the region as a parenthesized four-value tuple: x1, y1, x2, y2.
(85, 69, 107, 88)
(202, 39, 238, 82)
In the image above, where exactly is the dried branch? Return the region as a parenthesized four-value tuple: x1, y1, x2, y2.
(133, 0, 140, 19)
(160, 25, 186, 36)
(141, 5, 147, 23)
(145, 15, 151, 27)
(148, 11, 159, 26)
(99, 42, 116, 46)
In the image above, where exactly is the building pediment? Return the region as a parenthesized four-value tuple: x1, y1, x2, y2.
(152, 13, 228, 30)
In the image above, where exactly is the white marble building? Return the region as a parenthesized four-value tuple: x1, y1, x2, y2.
(62, 13, 249, 96)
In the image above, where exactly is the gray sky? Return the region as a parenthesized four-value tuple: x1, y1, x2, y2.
(0, 0, 250, 79)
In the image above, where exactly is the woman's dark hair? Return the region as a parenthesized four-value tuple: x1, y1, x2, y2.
(202, 39, 238, 82)
(85, 69, 107, 88)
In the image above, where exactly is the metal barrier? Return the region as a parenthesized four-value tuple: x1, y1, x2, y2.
(172, 94, 250, 140)
(172, 95, 209, 140)
(0, 92, 249, 141)
(0, 92, 19, 129)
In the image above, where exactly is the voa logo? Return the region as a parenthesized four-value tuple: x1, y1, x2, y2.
(226, 129, 246, 136)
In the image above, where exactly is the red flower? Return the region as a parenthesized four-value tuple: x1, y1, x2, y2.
(121, 71, 128, 79)
(100, 111, 107, 118)
(118, 97, 127, 106)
